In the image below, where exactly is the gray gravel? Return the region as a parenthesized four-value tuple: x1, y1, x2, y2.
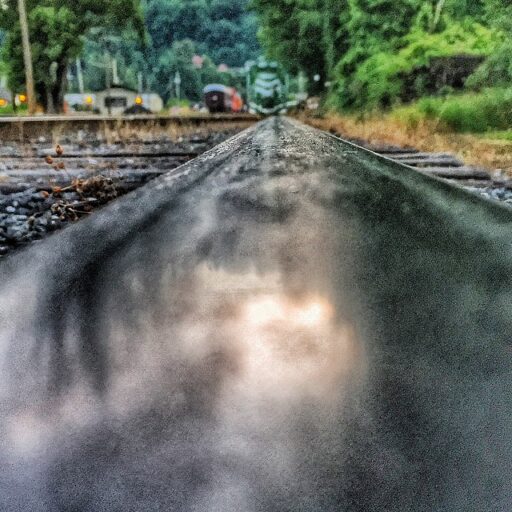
(464, 186, 512, 206)
(1, 130, 510, 258)
(0, 188, 66, 254)
(0, 130, 239, 257)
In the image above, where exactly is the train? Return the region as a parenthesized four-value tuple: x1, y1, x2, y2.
(203, 84, 243, 114)
(246, 58, 291, 115)
(203, 59, 296, 115)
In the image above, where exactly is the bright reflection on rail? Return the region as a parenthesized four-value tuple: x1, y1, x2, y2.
(230, 290, 359, 403)
(244, 295, 333, 328)
(174, 264, 363, 407)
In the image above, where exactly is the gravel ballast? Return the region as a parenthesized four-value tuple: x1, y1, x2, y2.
(0, 130, 240, 257)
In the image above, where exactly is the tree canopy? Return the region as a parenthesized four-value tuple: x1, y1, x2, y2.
(2, 0, 507, 113)
(77, 0, 259, 103)
(251, 0, 508, 110)
(1, 0, 144, 112)
(0, 0, 259, 111)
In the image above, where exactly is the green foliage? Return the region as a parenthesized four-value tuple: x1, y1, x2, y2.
(251, 0, 330, 92)
(394, 88, 512, 132)
(0, 103, 27, 116)
(335, 21, 497, 109)
(342, 0, 419, 67)
(0, 0, 144, 112)
(466, 0, 512, 88)
(80, 30, 147, 92)
(484, 0, 512, 33)
(253, 0, 507, 116)
(480, 130, 512, 141)
(144, 0, 259, 68)
(153, 40, 222, 101)
(467, 41, 512, 88)
(88, 0, 259, 102)
(322, 0, 350, 75)
(4, 5, 83, 97)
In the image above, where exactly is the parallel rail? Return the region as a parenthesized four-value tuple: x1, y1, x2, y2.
(335, 136, 507, 188)
(0, 113, 257, 141)
(0, 117, 511, 510)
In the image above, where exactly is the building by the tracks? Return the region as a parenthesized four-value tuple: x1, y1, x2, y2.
(64, 86, 164, 115)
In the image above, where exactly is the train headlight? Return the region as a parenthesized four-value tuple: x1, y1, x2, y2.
(135, 96, 143, 105)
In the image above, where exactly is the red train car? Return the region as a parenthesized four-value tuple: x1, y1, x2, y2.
(203, 84, 243, 113)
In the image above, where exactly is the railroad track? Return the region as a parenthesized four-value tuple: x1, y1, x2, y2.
(339, 135, 512, 205)
(0, 148, 202, 189)
(0, 113, 257, 141)
(373, 147, 501, 182)
(0, 129, 244, 254)
(0, 117, 511, 510)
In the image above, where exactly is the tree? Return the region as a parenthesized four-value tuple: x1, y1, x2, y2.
(251, 0, 329, 92)
(17, 0, 35, 113)
(137, 0, 259, 99)
(484, 0, 512, 32)
(144, 0, 208, 52)
(1, 0, 144, 112)
(198, 0, 260, 66)
(251, 0, 501, 111)
(465, 0, 512, 87)
(144, 0, 259, 69)
(322, 0, 350, 76)
(79, 29, 147, 92)
(151, 39, 228, 103)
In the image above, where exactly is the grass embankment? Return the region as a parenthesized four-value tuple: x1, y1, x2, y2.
(305, 88, 512, 175)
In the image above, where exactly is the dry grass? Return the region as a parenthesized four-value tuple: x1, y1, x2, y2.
(42, 117, 257, 144)
(86, 120, 255, 145)
(302, 113, 512, 176)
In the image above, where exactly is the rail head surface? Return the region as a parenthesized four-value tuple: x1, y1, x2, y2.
(1, 117, 512, 511)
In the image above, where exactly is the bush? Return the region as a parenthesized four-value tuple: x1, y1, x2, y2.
(329, 21, 498, 110)
(166, 98, 191, 108)
(467, 41, 512, 88)
(394, 88, 512, 133)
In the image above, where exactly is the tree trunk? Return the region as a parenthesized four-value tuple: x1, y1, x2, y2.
(52, 60, 68, 113)
(431, 0, 446, 32)
(17, 0, 36, 114)
(42, 59, 68, 114)
(45, 85, 53, 113)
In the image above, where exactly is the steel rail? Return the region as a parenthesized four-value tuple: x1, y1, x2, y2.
(0, 113, 258, 141)
(0, 117, 511, 511)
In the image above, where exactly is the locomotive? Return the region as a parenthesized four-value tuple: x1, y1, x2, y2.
(203, 84, 243, 113)
(246, 58, 289, 115)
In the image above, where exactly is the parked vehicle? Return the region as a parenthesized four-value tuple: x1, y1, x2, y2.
(204, 84, 230, 113)
(203, 84, 244, 113)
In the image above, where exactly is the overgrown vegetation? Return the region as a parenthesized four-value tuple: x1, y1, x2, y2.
(330, 21, 497, 110)
(0, 0, 509, 125)
(252, 0, 511, 133)
(304, 112, 512, 174)
(394, 88, 512, 132)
